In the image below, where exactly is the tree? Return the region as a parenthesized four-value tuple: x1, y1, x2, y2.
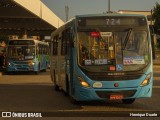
(152, 2, 160, 34)
(0, 35, 9, 46)
(152, 2, 160, 48)
(0, 35, 9, 41)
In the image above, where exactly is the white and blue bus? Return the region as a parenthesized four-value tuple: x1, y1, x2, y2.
(6, 39, 50, 74)
(50, 13, 154, 104)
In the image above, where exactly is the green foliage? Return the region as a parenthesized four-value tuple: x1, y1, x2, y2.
(152, 2, 160, 34)
(0, 35, 9, 45)
(0, 35, 9, 42)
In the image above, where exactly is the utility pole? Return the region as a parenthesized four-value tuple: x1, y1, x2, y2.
(65, 5, 69, 22)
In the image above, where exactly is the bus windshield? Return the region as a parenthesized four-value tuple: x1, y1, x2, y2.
(8, 46, 35, 60)
(78, 30, 150, 72)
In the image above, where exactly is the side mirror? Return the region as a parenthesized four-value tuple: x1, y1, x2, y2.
(151, 34, 155, 59)
(68, 31, 74, 48)
(149, 25, 155, 59)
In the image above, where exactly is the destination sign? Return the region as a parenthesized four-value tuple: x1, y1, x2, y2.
(9, 40, 35, 45)
(78, 16, 147, 26)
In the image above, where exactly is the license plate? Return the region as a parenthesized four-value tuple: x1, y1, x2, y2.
(110, 95, 123, 100)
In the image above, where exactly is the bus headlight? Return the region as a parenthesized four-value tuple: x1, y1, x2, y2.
(8, 62, 13, 66)
(140, 73, 151, 87)
(32, 62, 35, 65)
(8, 62, 11, 66)
(28, 61, 35, 66)
(78, 77, 90, 88)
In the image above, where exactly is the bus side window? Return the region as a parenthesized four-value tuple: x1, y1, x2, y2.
(38, 44, 40, 54)
(53, 35, 58, 56)
(61, 29, 72, 55)
(42, 45, 44, 54)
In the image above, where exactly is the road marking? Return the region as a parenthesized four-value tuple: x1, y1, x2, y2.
(0, 72, 3, 76)
(153, 86, 160, 88)
(154, 78, 160, 80)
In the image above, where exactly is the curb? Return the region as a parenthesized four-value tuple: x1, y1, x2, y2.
(0, 72, 3, 76)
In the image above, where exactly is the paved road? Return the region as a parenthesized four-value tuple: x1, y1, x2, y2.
(0, 67, 159, 119)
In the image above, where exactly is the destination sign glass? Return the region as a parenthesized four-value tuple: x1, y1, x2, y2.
(9, 40, 35, 45)
(78, 17, 147, 26)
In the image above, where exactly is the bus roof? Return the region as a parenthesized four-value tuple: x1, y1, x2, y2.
(9, 39, 36, 41)
(51, 13, 147, 36)
(75, 13, 146, 18)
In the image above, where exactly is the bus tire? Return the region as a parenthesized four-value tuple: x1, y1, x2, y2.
(35, 71, 38, 75)
(65, 74, 69, 96)
(43, 69, 46, 72)
(54, 85, 60, 91)
(70, 96, 79, 104)
(53, 70, 60, 91)
(8, 72, 13, 75)
(122, 99, 135, 104)
(43, 63, 47, 72)
(35, 64, 40, 75)
(6, 72, 10, 75)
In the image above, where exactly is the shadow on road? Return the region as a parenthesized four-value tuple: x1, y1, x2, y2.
(0, 83, 159, 112)
(0, 83, 81, 112)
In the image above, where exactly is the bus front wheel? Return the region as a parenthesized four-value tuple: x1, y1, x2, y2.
(54, 85, 60, 91)
(35, 71, 39, 75)
(122, 99, 135, 104)
(70, 96, 79, 104)
(65, 74, 69, 96)
(35, 64, 40, 75)
(53, 70, 60, 91)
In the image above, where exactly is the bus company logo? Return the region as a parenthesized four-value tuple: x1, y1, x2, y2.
(1, 112, 42, 118)
(2, 112, 11, 117)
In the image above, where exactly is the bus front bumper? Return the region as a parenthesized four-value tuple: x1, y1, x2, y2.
(7, 65, 35, 72)
(74, 83, 152, 101)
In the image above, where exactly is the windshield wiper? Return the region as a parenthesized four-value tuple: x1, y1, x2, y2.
(123, 28, 132, 50)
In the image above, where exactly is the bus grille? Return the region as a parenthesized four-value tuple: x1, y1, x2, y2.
(96, 90, 136, 99)
(13, 61, 29, 65)
(17, 68, 28, 70)
(86, 73, 142, 81)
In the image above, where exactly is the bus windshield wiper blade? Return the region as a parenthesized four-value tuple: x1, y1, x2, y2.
(123, 28, 132, 50)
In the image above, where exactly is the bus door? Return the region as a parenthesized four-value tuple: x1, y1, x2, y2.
(52, 35, 61, 87)
(56, 34, 62, 88)
(59, 32, 65, 90)
(60, 29, 73, 92)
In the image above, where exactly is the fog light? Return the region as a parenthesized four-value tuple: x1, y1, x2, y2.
(93, 82, 102, 88)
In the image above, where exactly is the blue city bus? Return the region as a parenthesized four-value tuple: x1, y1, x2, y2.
(50, 13, 154, 104)
(6, 39, 50, 74)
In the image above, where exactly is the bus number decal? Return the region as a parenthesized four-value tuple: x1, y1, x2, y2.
(105, 19, 120, 25)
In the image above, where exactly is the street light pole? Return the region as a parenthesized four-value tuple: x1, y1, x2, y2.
(108, 0, 110, 12)
(65, 5, 69, 22)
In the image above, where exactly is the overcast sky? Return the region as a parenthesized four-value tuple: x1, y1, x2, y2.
(41, 0, 159, 22)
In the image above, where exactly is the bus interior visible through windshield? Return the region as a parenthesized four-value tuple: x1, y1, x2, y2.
(8, 46, 35, 60)
(78, 29, 149, 72)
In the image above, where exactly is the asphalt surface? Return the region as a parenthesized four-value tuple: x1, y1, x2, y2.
(0, 67, 159, 119)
